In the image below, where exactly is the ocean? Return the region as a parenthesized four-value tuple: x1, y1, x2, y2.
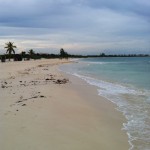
(60, 57, 150, 150)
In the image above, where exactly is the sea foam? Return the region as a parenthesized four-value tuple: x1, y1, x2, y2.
(72, 73, 150, 150)
(60, 57, 150, 150)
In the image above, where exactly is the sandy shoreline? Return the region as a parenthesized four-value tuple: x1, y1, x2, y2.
(0, 59, 129, 150)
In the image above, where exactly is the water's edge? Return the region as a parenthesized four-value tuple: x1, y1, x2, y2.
(59, 58, 150, 150)
(59, 64, 132, 150)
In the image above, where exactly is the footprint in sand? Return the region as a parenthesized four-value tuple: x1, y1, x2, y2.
(4, 111, 11, 116)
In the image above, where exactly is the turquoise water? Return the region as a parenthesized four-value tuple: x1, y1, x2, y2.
(60, 57, 150, 150)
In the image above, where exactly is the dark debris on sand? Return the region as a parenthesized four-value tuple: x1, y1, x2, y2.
(2, 65, 70, 115)
(54, 79, 69, 84)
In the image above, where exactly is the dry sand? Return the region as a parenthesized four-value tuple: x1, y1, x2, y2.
(0, 59, 129, 150)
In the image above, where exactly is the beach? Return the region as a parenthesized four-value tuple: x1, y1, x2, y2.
(0, 59, 129, 150)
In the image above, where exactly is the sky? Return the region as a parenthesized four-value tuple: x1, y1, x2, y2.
(0, 0, 150, 55)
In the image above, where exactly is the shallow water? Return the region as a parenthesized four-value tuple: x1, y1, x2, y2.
(60, 57, 150, 150)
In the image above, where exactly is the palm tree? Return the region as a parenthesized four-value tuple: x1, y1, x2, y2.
(5, 42, 17, 61)
(60, 48, 68, 59)
(21, 51, 26, 60)
(28, 49, 35, 59)
(28, 49, 35, 56)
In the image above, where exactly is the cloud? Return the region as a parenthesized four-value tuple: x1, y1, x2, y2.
(0, 0, 150, 54)
(82, 0, 150, 20)
(1, 0, 149, 28)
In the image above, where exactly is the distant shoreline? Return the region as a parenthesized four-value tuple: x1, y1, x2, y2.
(0, 53, 150, 62)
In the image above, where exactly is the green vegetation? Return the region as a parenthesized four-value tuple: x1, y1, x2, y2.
(0, 42, 150, 62)
(4, 42, 17, 61)
(60, 48, 69, 59)
(21, 51, 26, 60)
(28, 49, 35, 56)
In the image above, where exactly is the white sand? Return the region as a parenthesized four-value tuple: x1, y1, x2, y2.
(0, 59, 129, 150)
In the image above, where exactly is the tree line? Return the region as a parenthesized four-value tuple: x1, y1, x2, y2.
(0, 42, 149, 62)
(0, 42, 72, 62)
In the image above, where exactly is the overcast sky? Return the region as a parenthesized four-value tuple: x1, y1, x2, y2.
(0, 0, 150, 54)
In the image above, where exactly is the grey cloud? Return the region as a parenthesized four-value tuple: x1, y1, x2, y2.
(0, 0, 149, 54)
(83, 0, 150, 19)
(0, 0, 149, 28)
(0, 0, 74, 27)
